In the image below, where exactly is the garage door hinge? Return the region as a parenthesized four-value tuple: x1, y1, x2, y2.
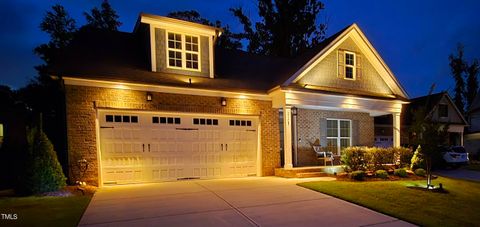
(175, 128, 199, 130)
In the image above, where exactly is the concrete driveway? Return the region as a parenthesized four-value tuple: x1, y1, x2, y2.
(79, 177, 414, 227)
(435, 169, 480, 181)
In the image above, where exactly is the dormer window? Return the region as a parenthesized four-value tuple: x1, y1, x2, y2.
(166, 32, 200, 71)
(344, 52, 355, 80)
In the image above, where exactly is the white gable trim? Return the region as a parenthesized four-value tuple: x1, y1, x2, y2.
(285, 24, 409, 99)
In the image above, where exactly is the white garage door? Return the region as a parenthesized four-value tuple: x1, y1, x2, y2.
(98, 111, 258, 184)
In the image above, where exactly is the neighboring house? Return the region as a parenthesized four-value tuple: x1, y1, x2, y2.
(49, 13, 408, 186)
(465, 91, 480, 155)
(375, 92, 467, 147)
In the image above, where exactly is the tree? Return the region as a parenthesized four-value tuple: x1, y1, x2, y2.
(449, 44, 467, 114)
(167, 10, 242, 50)
(410, 85, 449, 188)
(84, 0, 122, 31)
(230, 0, 327, 57)
(16, 127, 66, 195)
(465, 59, 479, 111)
(34, 4, 77, 82)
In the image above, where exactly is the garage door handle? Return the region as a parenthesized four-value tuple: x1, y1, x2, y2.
(142, 144, 145, 152)
(176, 128, 199, 130)
(221, 144, 223, 151)
(148, 144, 151, 152)
(226, 144, 228, 151)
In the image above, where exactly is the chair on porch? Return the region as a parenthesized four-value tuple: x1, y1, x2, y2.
(313, 145, 334, 166)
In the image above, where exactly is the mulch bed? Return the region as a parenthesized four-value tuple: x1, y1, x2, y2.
(336, 171, 432, 182)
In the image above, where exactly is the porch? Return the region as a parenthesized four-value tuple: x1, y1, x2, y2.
(271, 88, 407, 169)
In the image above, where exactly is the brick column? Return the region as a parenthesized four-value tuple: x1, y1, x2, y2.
(283, 106, 293, 169)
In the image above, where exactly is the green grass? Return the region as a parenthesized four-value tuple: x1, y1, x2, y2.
(465, 164, 480, 171)
(299, 177, 480, 227)
(0, 194, 92, 227)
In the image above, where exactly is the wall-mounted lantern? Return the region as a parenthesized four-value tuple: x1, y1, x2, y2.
(291, 106, 298, 116)
(146, 92, 153, 101)
(221, 97, 227, 106)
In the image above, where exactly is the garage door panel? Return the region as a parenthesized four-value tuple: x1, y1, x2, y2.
(99, 112, 258, 184)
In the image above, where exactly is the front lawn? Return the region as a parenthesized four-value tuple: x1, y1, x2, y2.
(0, 193, 92, 227)
(299, 177, 480, 227)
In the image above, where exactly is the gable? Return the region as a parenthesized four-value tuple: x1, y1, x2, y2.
(285, 24, 408, 99)
(430, 95, 467, 125)
(296, 37, 393, 97)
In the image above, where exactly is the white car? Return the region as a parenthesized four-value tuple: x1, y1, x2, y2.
(442, 146, 469, 165)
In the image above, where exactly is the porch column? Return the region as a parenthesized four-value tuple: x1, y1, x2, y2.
(283, 106, 293, 169)
(461, 132, 464, 146)
(393, 112, 401, 147)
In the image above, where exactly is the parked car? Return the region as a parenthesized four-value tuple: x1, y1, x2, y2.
(442, 146, 469, 166)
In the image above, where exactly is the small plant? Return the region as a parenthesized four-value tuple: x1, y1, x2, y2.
(393, 147, 414, 168)
(375, 170, 389, 179)
(415, 168, 426, 177)
(394, 168, 408, 178)
(350, 170, 365, 181)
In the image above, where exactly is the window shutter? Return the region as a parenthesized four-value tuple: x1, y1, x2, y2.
(356, 54, 362, 80)
(320, 118, 327, 146)
(352, 120, 359, 146)
(338, 50, 345, 78)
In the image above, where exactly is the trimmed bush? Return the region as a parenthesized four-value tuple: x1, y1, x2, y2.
(367, 147, 395, 171)
(341, 147, 368, 171)
(394, 168, 408, 178)
(350, 170, 365, 181)
(415, 168, 426, 177)
(393, 147, 414, 168)
(375, 170, 389, 179)
(410, 146, 424, 170)
(16, 127, 66, 195)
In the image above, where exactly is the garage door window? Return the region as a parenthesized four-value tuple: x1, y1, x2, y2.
(152, 116, 181, 125)
(193, 118, 218, 126)
(229, 119, 252, 126)
(106, 115, 138, 123)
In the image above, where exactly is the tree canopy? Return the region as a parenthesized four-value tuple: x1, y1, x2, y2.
(166, 10, 242, 50)
(230, 0, 327, 57)
(83, 0, 122, 31)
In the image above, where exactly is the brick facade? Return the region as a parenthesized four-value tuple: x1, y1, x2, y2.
(295, 109, 374, 166)
(65, 85, 280, 186)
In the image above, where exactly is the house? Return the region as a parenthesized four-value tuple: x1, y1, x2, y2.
(374, 92, 467, 147)
(49, 13, 409, 186)
(465, 91, 480, 155)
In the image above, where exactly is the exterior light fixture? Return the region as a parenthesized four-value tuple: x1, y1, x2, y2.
(146, 92, 153, 101)
(291, 106, 298, 115)
(189, 78, 192, 84)
(221, 97, 227, 106)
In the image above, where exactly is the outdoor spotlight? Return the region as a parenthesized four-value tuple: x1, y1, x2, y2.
(221, 97, 227, 106)
(146, 92, 153, 101)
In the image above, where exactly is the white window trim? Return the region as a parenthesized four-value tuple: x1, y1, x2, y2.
(326, 118, 352, 155)
(165, 31, 202, 72)
(344, 51, 356, 80)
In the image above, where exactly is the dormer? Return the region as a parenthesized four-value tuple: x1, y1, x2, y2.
(136, 13, 222, 78)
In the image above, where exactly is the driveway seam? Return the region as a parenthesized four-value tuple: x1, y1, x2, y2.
(236, 197, 332, 209)
(195, 182, 260, 227)
(79, 207, 234, 226)
(360, 219, 405, 227)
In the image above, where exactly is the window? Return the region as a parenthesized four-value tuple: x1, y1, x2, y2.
(152, 116, 181, 125)
(344, 52, 355, 80)
(326, 119, 351, 155)
(193, 118, 219, 126)
(167, 32, 200, 71)
(438, 104, 448, 118)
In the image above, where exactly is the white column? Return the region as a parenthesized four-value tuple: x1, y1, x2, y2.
(393, 112, 401, 147)
(460, 132, 464, 146)
(283, 106, 293, 169)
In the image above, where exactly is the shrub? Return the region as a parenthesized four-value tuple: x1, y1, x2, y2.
(341, 147, 368, 171)
(415, 168, 426, 177)
(410, 146, 424, 170)
(375, 170, 389, 179)
(394, 168, 408, 178)
(350, 170, 365, 181)
(16, 127, 66, 195)
(393, 147, 414, 168)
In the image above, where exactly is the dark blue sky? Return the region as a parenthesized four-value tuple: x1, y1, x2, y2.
(1, 0, 479, 98)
